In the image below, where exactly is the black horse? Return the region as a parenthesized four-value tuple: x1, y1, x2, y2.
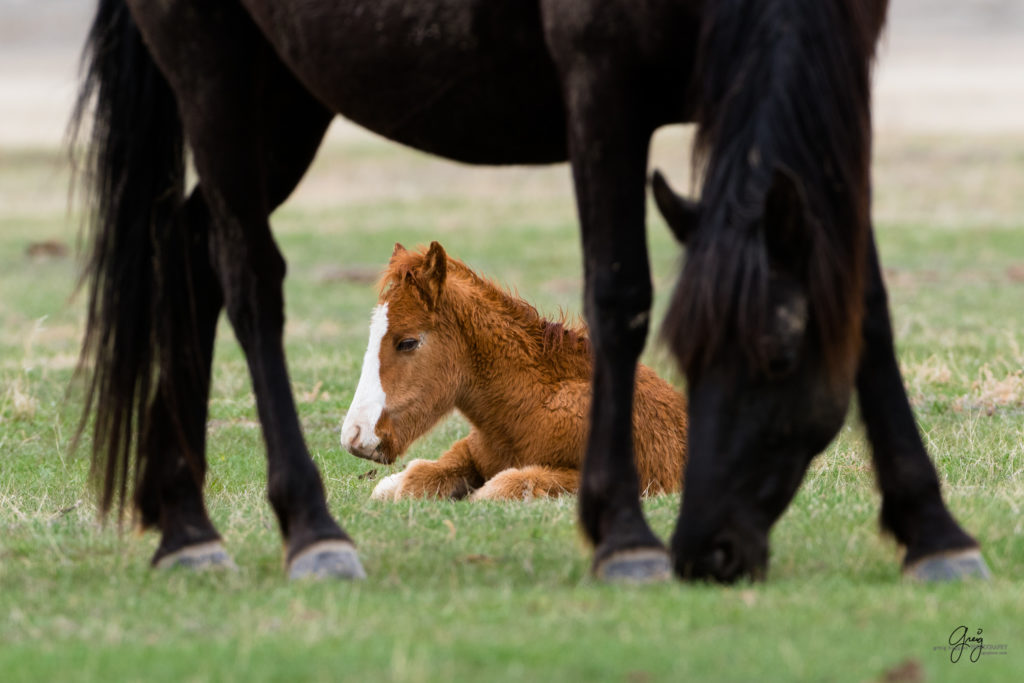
(71, 0, 988, 582)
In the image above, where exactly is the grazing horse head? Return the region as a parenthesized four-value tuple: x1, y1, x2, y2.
(342, 242, 466, 464)
(653, 0, 879, 582)
(657, 169, 859, 581)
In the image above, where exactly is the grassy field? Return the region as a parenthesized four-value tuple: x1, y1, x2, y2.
(1, 129, 1022, 682)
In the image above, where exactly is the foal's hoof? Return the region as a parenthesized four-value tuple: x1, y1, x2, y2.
(154, 541, 237, 572)
(594, 548, 672, 584)
(904, 548, 991, 582)
(371, 470, 406, 501)
(287, 540, 366, 581)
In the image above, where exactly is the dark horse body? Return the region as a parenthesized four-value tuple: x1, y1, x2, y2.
(73, 0, 986, 581)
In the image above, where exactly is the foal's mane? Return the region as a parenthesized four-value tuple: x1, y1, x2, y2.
(666, 0, 886, 382)
(381, 247, 591, 367)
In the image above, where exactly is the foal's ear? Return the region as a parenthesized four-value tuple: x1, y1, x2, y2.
(763, 166, 812, 276)
(652, 169, 700, 244)
(417, 241, 448, 310)
(390, 242, 407, 263)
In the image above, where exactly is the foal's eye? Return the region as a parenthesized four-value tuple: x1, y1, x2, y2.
(395, 337, 420, 352)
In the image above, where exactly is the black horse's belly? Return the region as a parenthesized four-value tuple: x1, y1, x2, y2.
(242, 0, 568, 165)
(337, 60, 568, 166)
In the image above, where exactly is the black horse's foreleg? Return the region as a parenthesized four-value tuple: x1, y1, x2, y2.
(200, 116, 362, 581)
(857, 232, 989, 580)
(206, 193, 361, 579)
(559, 73, 669, 581)
(140, 192, 232, 570)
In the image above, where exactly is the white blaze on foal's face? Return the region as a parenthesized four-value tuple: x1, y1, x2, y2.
(341, 304, 389, 460)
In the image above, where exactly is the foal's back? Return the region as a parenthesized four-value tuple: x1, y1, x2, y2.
(456, 279, 688, 494)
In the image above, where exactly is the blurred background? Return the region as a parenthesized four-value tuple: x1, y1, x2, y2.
(2, 0, 1023, 146)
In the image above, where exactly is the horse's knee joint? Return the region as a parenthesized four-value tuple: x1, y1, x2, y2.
(221, 278, 285, 345)
(587, 281, 652, 357)
(590, 273, 651, 311)
(589, 271, 651, 316)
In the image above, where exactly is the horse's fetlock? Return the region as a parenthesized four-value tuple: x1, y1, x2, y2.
(267, 463, 318, 520)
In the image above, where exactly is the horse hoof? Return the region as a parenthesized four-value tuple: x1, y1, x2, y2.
(904, 548, 991, 582)
(287, 540, 367, 580)
(154, 541, 237, 572)
(594, 548, 672, 583)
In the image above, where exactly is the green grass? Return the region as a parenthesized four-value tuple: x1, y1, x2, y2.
(1, 138, 1023, 682)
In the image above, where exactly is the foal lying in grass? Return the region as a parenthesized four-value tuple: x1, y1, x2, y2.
(341, 242, 687, 501)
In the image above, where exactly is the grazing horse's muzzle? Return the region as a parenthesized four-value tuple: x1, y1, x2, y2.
(673, 523, 769, 584)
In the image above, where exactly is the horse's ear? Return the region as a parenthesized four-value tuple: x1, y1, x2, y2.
(418, 241, 447, 310)
(390, 242, 407, 263)
(763, 166, 811, 277)
(652, 169, 700, 244)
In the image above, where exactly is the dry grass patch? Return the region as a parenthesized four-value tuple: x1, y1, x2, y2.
(954, 366, 1024, 415)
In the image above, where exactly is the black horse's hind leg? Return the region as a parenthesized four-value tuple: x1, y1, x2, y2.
(556, 71, 669, 581)
(857, 232, 989, 580)
(129, 0, 362, 579)
(139, 193, 233, 570)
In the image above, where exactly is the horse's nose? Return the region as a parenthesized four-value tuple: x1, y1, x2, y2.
(673, 523, 768, 584)
(341, 414, 381, 459)
(341, 422, 364, 455)
(342, 424, 361, 451)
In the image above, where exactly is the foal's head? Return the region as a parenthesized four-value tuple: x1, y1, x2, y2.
(341, 242, 467, 464)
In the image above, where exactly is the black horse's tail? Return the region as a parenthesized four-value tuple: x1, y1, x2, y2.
(69, 0, 186, 521)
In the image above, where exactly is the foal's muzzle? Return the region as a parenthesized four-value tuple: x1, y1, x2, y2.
(344, 440, 388, 464)
(341, 420, 386, 462)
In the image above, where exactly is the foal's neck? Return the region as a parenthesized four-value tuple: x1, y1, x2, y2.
(449, 279, 588, 431)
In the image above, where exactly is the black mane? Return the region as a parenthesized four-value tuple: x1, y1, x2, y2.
(665, 0, 884, 382)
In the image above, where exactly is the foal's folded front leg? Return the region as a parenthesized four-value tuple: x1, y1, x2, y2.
(371, 433, 485, 501)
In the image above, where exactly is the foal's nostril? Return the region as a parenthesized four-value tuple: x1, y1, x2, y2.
(341, 421, 365, 455)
